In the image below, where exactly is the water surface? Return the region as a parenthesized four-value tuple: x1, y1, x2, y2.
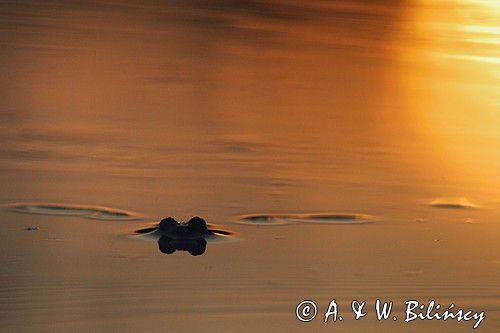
(0, 0, 499, 332)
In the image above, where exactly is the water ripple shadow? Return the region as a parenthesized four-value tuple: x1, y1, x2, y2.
(235, 212, 376, 225)
(429, 197, 478, 210)
(5, 202, 145, 221)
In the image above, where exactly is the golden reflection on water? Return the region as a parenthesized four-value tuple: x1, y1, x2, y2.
(0, 1, 498, 209)
(1, 0, 500, 211)
(400, 0, 500, 193)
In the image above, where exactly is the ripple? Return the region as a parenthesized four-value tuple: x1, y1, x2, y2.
(235, 212, 375, 225)
(130, 223, 238, 242)
(290, 213, 374, 224)
(429, 197, 478, 209)
(236, 214, 292, 225)
(130, 221, 238, 256)
(462, 218, 480, 224)
(6, 202, 144, 221)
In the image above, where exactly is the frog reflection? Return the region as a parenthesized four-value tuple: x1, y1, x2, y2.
(158, 236, 206, 256)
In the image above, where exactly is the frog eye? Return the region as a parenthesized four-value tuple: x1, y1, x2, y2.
(187, 216, 209, 233)
(159, 217, 178, 233)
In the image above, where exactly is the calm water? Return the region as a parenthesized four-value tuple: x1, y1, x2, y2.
(1, 0, 499, 332)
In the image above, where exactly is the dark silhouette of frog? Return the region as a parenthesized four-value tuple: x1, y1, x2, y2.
(157, 217, 210, 256)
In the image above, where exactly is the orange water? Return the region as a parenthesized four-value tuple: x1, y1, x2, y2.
(0, 1, 499, 331)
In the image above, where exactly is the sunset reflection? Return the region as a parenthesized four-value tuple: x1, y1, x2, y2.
(1, 1, 499, 332)
(397, 0, 500, 193)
